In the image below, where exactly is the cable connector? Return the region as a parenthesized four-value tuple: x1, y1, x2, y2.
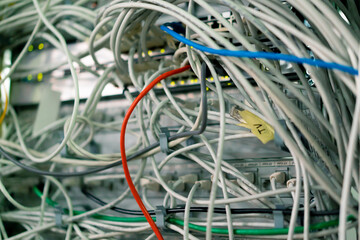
(168, 180, 185, 191)
(162, 174, 173, 183)
(140, 179, 160, 192)
(287, 179, 296, 199)
(179, 174, 198, 184)
(269, 172, 286, 184)
(287, 179, 296, 188)
(198, 180, 211, 191)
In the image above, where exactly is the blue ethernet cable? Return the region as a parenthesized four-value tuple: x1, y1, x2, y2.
(160, 25, 358, 76)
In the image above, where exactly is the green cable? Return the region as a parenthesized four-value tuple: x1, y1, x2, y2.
(168, 216, 356, 235)
(33, 187, 356, 235)
(70, 209, 152, 223)
(33, 186, 58, 207)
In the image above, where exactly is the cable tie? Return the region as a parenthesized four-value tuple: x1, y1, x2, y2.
(155, 206, 167, 230)
(273, 205, 285, 228)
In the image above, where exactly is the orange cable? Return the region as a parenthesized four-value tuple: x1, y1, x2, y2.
(120, 65, 191, 240)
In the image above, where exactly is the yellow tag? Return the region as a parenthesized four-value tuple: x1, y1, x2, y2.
(231, 108, 274, 144)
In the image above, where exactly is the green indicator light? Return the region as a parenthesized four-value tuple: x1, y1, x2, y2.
(37, 73, 43, 81)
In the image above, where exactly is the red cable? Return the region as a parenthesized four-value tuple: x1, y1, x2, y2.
(120, 65, 191, 240)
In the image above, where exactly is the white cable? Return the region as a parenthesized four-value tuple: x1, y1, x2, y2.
(1, 1, 359, 239)
(166, 223, 200, 240)
(338, 48, 360, 239)
(184, 182, 200, 240)
(10, 0, 81, 163)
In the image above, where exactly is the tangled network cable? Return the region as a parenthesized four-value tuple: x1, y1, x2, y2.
(0, 0, 359, 239)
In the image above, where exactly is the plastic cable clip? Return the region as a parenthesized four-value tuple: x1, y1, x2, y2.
(155, 206, 167, 230)
(159, 128, 170, 153)
(273, 205, 285, 229)
(55, 206, 64, 227)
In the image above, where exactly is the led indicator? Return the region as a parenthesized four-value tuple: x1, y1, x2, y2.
(37, 73, 43, 81)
